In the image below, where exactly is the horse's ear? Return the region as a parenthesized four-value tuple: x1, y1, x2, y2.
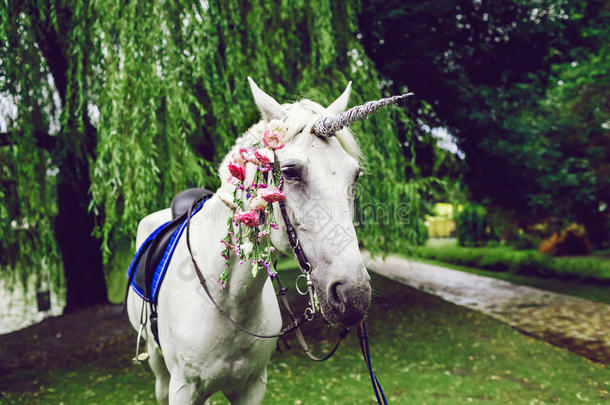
(327, 81, 352, 115)
(248, 77, 286, 122)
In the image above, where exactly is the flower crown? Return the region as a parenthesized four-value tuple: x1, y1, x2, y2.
(218, 120, 289, 288)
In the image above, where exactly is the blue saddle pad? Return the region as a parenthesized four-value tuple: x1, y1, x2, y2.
(126, 200, 206, 304)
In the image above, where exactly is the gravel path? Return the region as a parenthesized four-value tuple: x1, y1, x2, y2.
(362, 253, 610, 364)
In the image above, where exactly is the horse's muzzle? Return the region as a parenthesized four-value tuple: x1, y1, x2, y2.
(321, 278, 371, 328)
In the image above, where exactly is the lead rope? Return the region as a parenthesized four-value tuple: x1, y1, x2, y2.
(357, 322, 388, 404)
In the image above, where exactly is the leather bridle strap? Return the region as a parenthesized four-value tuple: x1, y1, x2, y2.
(185, 188, 347, 360)
(276, 176, 350, 361)
(186, 195, 306, 339)
(278, 197, 311, 273)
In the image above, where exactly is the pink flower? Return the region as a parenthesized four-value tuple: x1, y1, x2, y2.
(262, 119, 288, 150)
(228, 162, 246, 181)
(249, 196, 268, 211)
(234, 209, 261, 227)
(263, 130, 285, 150)
(232, 151, 246, 165)
(258, 186, 285, 203)
(240, 147, 260, 165)
(254, 148, 274, 165)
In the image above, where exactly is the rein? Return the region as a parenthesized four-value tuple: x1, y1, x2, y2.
(185, 190, 348, 361)
(185, 184, 387, 402)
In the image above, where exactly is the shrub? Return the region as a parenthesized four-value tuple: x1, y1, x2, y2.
(511, 232, 541, 250)
(416, 245, 610, 283)
(455, 203, 498, 247)
(416, 220, 430, 246)
(539, 224, 592, 256)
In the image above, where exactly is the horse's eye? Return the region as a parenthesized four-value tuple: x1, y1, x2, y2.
(281, 166, 302, 181)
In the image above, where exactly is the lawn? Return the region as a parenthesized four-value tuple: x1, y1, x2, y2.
(2, 269, 608, 404)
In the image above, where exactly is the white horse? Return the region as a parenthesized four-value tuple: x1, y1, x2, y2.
(127, 77, 406, 404)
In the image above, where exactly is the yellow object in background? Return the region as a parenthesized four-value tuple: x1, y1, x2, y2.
(426, 203, 457, 238)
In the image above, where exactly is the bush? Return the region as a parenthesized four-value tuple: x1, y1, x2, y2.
(539, 224, 592, 256)
(416, 220, 430, 246)
(510, 232, 541, 250)
(416, 245, 610, 283)
(455, 203, 498, 247)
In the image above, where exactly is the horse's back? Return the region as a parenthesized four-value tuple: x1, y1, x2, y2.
(135, 208, 172, 249)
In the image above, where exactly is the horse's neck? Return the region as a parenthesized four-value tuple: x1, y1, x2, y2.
(198, 195, 272, 309)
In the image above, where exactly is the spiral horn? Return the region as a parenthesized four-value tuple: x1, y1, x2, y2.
(312, 92, 413, 137)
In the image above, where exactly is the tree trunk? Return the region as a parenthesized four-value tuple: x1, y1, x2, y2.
(54, 150, 108, 313)
(27, 5, 109, 312)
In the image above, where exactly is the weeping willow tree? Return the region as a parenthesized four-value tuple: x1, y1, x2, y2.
(1, 0, 421, 312)
(1, 1, 107, 312)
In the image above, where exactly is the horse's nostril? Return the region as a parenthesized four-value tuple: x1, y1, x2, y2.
(329, 281, 346, 313)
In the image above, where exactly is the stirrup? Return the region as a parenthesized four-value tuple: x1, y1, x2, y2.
(132, 300, 150, 364)
(132, 323, 150, 364)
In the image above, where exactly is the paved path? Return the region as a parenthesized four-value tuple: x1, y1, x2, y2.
(362, 253, 610, 364)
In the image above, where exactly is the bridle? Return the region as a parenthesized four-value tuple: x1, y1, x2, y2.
(185, 177, 347, 361)
(185, 184, 388, 403)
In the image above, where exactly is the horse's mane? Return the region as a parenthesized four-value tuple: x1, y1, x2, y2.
(218, 99, 363, 187)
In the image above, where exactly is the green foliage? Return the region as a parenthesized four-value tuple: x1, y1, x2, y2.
(455, 203, 497, 247)
(359, 0, 610, 246)
(531, 34, 610, 245)
(91, 0, 421, 259)
(1, 0, 424, 300)
(418, 244, 610, 282)
(416, 219, 429, 246)
(0, 3, 64, 289)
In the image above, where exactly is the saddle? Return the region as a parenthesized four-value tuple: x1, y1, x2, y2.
(125, 188, 213, 306)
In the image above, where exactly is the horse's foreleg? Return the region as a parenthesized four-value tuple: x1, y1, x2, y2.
(148, 344, 170, 405)
(168, 372, 206, 405)
(225, 369, 268, 405)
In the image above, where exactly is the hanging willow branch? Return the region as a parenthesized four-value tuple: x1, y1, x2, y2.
(2, 0, 423, 280)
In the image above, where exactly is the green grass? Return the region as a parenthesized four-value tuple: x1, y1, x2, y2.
(417, 243, 610, 283)
(2, 270, 608, 404)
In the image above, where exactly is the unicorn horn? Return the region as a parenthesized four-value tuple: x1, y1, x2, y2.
(312, 92, 413, 137)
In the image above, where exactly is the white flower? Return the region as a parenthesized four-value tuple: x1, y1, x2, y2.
(232, 151, 246, 165)
(249, 196, 268, 211)
(244, 162, 257, 188)
(263, 119, 288, 149)
(218, 192, 236, 209)
(242, 240, 253, 256)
